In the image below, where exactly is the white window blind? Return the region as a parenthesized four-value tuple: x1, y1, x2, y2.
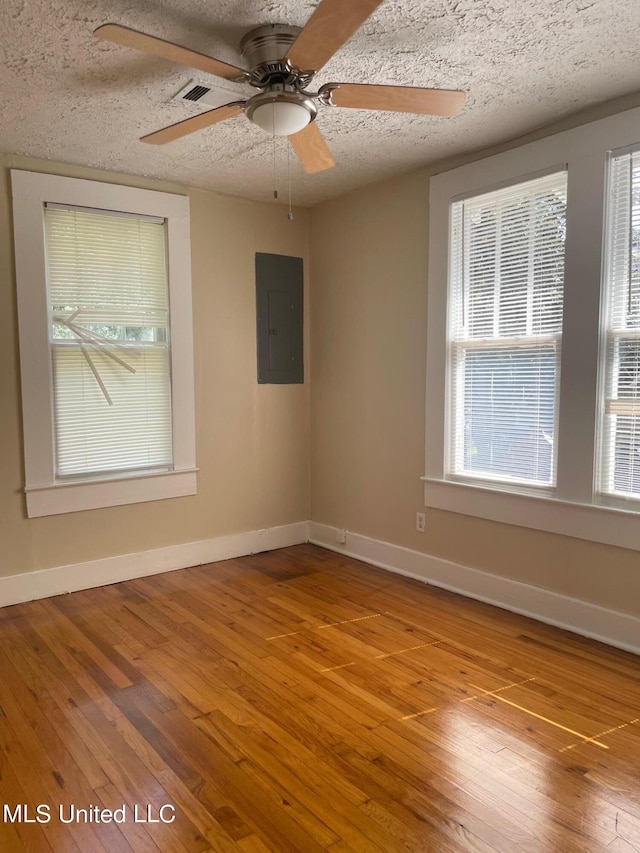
(599, 150, 640, 499)
(448, 171, 567, 487)
(44, 205, 173, 479)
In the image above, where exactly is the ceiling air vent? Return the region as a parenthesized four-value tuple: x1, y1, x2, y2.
(172, 80, 245, 109)
(182, 84, 211, 102)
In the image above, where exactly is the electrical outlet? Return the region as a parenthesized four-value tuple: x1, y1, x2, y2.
(335, 528, 347, 544)
(416, 512, 426, 533)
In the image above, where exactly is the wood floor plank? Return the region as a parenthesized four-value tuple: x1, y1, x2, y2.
(1, 543, 639, 851)
(0, 694, 88, 853)
(0, 747, 56, 853)
(130, 696, 328, 853)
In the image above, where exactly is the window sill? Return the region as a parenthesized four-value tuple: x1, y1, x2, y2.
(422, 476, 640, 551)
(25, 468, 198, 518)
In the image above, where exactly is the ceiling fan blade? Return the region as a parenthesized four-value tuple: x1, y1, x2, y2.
(328, 83, 465, 116)
(94, 24, 247, 82)
(289, 123, 335, 174)
(286, 0, 384, 72)
(141, 103, 245, 145)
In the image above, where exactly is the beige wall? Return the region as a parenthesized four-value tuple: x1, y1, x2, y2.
(309, 148, 640, 620)
(0, 154, 310, 578)
(4, 94, 640, 617)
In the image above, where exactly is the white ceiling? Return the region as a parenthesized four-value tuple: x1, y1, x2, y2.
(1, 0, 639, 206)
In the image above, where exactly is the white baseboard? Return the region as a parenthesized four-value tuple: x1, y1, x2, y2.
(309, 522, 640, 657)
(0, 521, 310, 608)
(4, 518, 638, 658)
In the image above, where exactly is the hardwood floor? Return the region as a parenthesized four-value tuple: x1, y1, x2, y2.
(0, 544, 639, 852)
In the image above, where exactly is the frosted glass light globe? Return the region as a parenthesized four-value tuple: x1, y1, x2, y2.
(251, 101, 311, 136)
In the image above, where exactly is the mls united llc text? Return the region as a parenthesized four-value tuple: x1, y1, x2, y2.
(3, 803, 176, 824)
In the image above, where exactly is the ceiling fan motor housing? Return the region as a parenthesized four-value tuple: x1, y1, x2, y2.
(240, 24, 301, 68)
(240, 24, 314, 90)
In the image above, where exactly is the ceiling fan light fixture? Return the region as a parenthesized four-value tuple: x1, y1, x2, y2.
(246, 89, 317, 137)
(252, 100, 311, 136)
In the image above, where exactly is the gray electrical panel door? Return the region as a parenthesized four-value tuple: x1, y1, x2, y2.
(256, 252, 304, 384)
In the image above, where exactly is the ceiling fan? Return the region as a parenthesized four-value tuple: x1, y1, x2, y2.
(94, 0, 465, 174)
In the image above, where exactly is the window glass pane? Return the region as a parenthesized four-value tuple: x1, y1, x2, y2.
(455, 173, 567, 345)
(46, 207, 168, 327)
(456, 345, 557, 484)
(610, 415, 640, 494)
(53, 346, 172, 477)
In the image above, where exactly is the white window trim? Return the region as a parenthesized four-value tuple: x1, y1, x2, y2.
(424, 106, 640, 551)
(12, 170, 197, 517)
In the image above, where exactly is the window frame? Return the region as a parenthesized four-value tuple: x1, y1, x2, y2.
(446, 170, 567, 490)
(12, 170, 197, 518)
(423, 107, 640, 552)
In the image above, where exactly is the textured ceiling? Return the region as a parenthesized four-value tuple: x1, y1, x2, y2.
(1, 0, 640, 206)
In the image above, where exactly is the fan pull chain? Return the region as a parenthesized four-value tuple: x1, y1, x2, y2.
(272, 103, 278, 200)
(287, 144, 293, 221)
